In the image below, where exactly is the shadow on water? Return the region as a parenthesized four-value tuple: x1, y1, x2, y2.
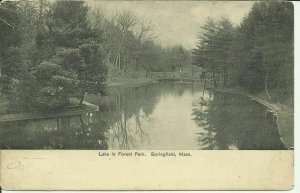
(0, 114, 108, 149)
(0, 82, 190, 149)
(0, 81, 286, 150)
(192, 91, 286, 150)
(86, 81, 198, 150)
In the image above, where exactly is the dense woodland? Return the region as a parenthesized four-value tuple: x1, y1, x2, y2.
(193, 1, 293, 105)
(0, 1, 190, 113)
(0, 1, 294, 114)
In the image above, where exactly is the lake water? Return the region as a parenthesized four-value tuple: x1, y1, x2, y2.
(0, 81, 286, 150)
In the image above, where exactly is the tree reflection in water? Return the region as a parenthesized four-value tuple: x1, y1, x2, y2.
(0, 83, 168, 149)
(100, 87, 154, 149)
(192, 91, 286, 150)
(108, 109, 150, 149)
(102, 82, 197, 149)
(0, 113, 108, 149)
(1, 82, 285, 150)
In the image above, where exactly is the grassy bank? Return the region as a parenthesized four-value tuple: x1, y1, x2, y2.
(215, 87, 294, 149)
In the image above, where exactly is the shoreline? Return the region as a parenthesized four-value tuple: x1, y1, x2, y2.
(214, 87, 294, 150)
(108, 77, 294, 149)
(0, 101, 98, 122)
(1, 78, 294, 150)
(107, 76, 201, 88)
(0, 77, 179, 121)
(108, 77, 158, 88)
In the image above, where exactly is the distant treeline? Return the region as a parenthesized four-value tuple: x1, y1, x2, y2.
(193, 1, 293, 104)
(0, 1, 190, 112)
(88, 9, 191, 74)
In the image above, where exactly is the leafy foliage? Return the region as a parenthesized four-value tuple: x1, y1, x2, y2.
(193, 1, 293, 103)
(1, 1, 108, 112)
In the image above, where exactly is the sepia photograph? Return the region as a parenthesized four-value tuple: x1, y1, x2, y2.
(0, 0, 296, 191)
(0, 0, 294, 151)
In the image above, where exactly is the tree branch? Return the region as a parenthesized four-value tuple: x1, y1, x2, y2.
(0, 17, 15, 30)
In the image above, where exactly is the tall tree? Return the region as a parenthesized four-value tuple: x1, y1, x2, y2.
(193, 1, 293, 105)
(47, 1, 107, 105)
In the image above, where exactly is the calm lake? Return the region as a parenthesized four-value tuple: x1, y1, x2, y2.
(0, 81, 286, 150)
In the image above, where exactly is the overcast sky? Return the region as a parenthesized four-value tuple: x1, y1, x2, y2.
(88, 1, 254, 49)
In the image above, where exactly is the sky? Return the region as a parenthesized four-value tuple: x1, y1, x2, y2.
(88, 1, 254, 49)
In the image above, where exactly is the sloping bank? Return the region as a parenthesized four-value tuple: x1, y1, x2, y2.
(215, 87, 294, 150)
(0, 101, 99, 122)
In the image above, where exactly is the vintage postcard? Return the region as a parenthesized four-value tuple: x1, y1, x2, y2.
(0, 0, 294, 190)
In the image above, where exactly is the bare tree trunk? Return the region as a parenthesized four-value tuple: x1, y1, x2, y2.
(56, 118, 60, 131)
(119, 53, 121, 71)
(79, 92, 85, 105)
(223, 67, 227, 87)
(265, 68, 272, 100)
(39, 0, 44, 22)
(107, 50, 112, 66)
(212, 69, 217, 88)
(79, 116, 85, 128)
(67, 90, 70, 104)
(113, 54, 117, 66)
(202, 77, 207, 98)
(122, 59, 126, 75)
(0, 56, 2, 77)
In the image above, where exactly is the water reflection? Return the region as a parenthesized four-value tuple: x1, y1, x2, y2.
(86, 81, 202, 149)
(108, 109, 150, 149)
(0, 114, 108, 149)
(192, 91, 286, 150)
(0, 82, 286, 150)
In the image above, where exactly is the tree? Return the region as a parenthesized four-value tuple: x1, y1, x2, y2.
(2, 0, 108, 112)
(238, 1, 293, 99)
(78, 42, 107, 104)
(193, 17, 221, 87)
(0, 1, 39, 97)
(0, 1, 25, 79)
(46, 1, 107, 105)
(193, 1, 293, 105)
(10, 61, 78, 112)
(90, 9, 157, 76)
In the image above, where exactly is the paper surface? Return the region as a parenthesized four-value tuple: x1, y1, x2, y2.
(0, 0, 295, 190)
(0, 150, 294, 190)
